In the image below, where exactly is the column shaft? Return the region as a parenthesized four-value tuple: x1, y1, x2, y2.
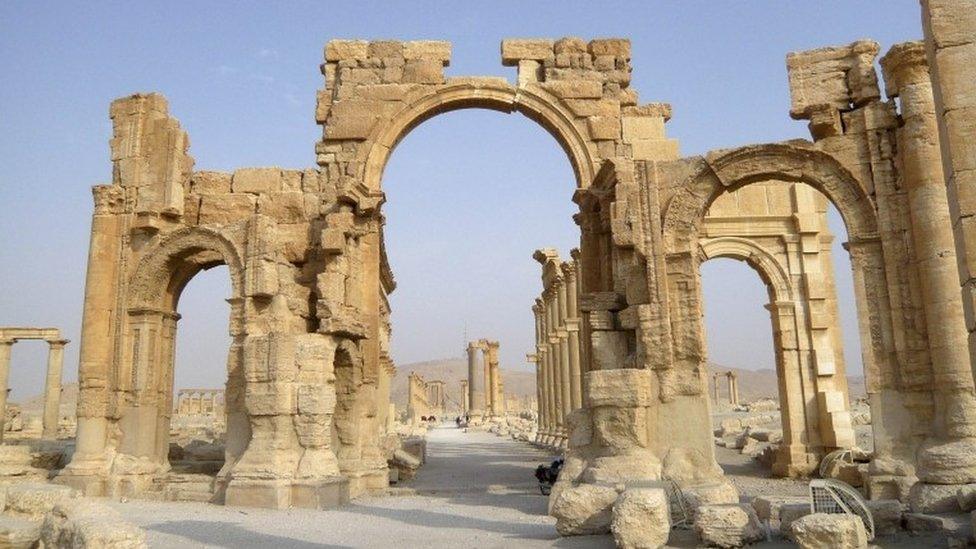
(0, 340, 13, 443)
(42, 340, 67, 438)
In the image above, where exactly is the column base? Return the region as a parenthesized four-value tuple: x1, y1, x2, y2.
(225, 477, 349, 510)
(771, 444, 821, 478)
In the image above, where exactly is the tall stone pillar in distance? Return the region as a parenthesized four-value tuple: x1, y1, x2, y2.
(528, 353, 542, 438)
(43, 339, 68, 439)
(460, 380, 469, 414)
(884, 40, 976, 507)
(467, 342, 485, 419)
(562, 262, 582, 411)
(0, 339, 13, 443)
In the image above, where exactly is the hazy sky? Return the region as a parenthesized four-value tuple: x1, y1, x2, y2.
(1, 2, 923, 399)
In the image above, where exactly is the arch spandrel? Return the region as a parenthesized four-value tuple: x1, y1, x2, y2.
(359, 79, 599, 191)
(663, 143, 879, 254)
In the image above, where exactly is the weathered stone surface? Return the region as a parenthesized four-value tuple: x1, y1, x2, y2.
(865, 499, 903, 536)
(41, 499, 147, 548)
(682, 482, 739, 516)
(0, 515, 41, 549)
(910, 481, 962, 513)
(611, 488, 670, 549)
(694, 504, 763, 548)
(551, 484, 619, 536)
(790, 513, 868, 549)
(5, 483, 77, 519)
(779, 503, 812, 538)
(751, 495, 808, 522)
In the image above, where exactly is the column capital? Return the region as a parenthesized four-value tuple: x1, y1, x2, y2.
(0, 339, 14, 347)
(564, 318, 581, 331)
(46, 339, 70, 348)
(879, 41, 929, 96)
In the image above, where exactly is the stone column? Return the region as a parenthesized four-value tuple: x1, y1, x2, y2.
(562, 262, 583, 411)
(921, 0, 976, 367)
(0, 339, 13, 443)
(883, 42, 976, 499)
(712, 373, 720, 403)
(467, 342, 484, 417)
(545, 288, 564, 443)
(42, 339, 68, 439)
(460, 380, 469, 414)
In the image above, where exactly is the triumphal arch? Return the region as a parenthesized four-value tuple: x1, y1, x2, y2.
(61, 23, 976, 527)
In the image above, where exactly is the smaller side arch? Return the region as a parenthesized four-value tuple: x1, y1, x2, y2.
(698, 236, 794, 303)
(127, 227, 246, 311)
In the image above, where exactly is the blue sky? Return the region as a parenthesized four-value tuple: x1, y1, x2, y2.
(1, 1, 924, 398)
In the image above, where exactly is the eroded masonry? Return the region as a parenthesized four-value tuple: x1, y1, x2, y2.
(61, 1, 976, 533)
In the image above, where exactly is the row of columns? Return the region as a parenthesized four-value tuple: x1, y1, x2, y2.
(465, 339, 504, 422)
(0, 330, 69, 442)
(529, 249, 583, 449)
(175, 389, 225, 416)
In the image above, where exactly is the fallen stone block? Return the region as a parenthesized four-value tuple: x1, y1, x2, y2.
(779, 502, 812, 538)
(790, 513, 867, 549)
(5, 483, 77, 519)
(751, 495, 807, 522)
(682, 481, 739, 517)
(551, 484, 619, 536)
(41, 498, 147, 549)
(865, 499, 903, 536)
(910, 482, 961, 513)
(694, 503, 762, 548)
(611, 488, 670, 549)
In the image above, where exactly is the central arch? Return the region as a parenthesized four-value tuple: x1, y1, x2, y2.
(361, 80, 598, 191)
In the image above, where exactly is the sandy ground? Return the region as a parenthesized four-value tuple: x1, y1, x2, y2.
(103, 425, 943, 548)
(105, 426, 612, 548)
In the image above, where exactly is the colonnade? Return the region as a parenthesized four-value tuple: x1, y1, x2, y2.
(465, 338, 505, 422)
(0, 327, 69, 441)
(711, 372, 740, 406)
(174, 389, 225, 416)
(529, 249, 583, 449)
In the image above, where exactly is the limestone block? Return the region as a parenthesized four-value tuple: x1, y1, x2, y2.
(257, 192, 307, 224)
(786, 40, 880, 119)
(779, 503, 812, 538)
(586, 368, 651, 407)
(581, 450, 661, 485)
(40, 498, 147, 548)
(190, 171, 232, 195)
(197, 193, 256, 225)
(751, 495, 808, 522)
(611, 488, 670, 549)
(682, 482, 739, 517)
(865, 499, 904, 536)
(5, 483, 77, 519)
(551, 484, 619, 536)
(325, 40, 368, 61)
(586, 116, 619, 140)
(402, 60, 444, 84)
(592, 406, 645, 449)
(589, 39, 631, 58)
(325, 115, 377, 140)
(910, 482, 961, 513)
(232, 168, 282, 194)
(0, 515, 41, 549)
(791, 513, 866, 548)
(501, 39, 554, 65)
(539, 80, 603, 99)
(693, 504, 762, 548)
(917, 438, 976, 484)
(403, 41, 451, 64)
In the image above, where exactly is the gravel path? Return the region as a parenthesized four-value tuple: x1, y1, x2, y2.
(106, 426, 613, 548)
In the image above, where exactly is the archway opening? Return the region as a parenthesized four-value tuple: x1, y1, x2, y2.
(699, 180, 864, 482)
(168, 264, 232, 492)
(382, 107, 577, 432)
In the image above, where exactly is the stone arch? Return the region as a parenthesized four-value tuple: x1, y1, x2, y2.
(663, 143, 879, 255)
(663, 145, 882, 476)
(128, 226, 245, 311)
(361, 80, 597, 190)
(698, 236, 794, 303)
(112, 227, 248, 491)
